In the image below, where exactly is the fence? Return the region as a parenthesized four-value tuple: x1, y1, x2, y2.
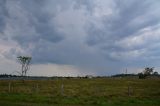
(0, 79, 159, 97)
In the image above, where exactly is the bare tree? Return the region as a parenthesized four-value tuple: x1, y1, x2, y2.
(17, 56, 32, 77)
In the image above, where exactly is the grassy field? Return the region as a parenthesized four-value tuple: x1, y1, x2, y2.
(0, 77, 160, 106)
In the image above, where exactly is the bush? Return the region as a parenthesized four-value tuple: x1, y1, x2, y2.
(138, 73, 146, 79)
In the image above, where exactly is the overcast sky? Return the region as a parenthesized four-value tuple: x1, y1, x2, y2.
(0, 0, 160, 76)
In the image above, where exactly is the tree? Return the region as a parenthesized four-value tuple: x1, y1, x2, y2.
(138, 72, 146, 79)
(138, 67, 154, 79)
(143, 67, 154, 75)
(153, 71, 159, 76)
(17, 56, 32, 77)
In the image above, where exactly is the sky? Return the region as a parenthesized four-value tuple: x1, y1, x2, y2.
(0, 0, 160, 76)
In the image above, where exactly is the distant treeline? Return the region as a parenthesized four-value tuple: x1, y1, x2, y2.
(0, 74, 20, 78)
(0, 73, 159, 79)
(111, 74, 138, 77)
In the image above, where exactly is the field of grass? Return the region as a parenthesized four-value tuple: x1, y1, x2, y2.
(0, 77, 160, 106)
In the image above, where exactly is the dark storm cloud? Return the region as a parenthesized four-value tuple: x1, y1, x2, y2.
(85, 0, 160, 66)
(0, 0, 8, 33)
(0, 0, 160, 75)
(2, 0, 64, 48)
(86, 0, 160, 47)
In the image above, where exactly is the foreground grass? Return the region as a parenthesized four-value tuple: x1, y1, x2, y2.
(0, 93, 160, 106)
(0, 78, 160, 106)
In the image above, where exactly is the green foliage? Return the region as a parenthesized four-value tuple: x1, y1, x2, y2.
(143, 67, 154, 75)
(138, 67, 158, 79)
(153, 72, 159, 76)
(138, 73, 147, 79)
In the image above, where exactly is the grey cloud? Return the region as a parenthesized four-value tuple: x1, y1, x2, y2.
(86, 0, 159, 45)
(0, 0, 8, 33)
(86, 0, 160, 57)
(0, 0, 160, 75)
(2, 0, 65, 48)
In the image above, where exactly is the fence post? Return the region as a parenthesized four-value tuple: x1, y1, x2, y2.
(36, 84, 39, 93)
(128, 86, 130, 96)
(8, 82, 11, 93)
(61, 84, 64, 96)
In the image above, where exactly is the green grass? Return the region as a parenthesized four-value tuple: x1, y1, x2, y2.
(0, 78, 160, 106)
